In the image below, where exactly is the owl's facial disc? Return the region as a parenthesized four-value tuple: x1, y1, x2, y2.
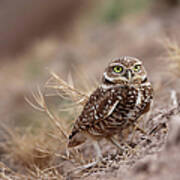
(102, 57, 148, 88)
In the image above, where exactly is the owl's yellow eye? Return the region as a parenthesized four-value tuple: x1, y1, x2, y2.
(113, 66, 123, 73)
(133, 65, 141, 72)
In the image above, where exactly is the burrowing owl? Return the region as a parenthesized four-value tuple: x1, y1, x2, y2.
(68, 56, 153, 158)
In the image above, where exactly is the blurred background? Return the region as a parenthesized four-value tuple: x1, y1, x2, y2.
(1, 0, 180, 178)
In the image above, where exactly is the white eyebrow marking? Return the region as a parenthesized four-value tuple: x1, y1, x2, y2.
(109, 63, 123, 67)
(133, 62, 142, 66)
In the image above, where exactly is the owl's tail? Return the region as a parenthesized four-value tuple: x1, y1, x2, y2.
(68, 129, 87, 148)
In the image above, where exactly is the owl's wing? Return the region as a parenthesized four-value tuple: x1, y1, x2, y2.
(68, 87, 123, 144)
(140, 83, 154, 119)
(76, 87, 124, 129)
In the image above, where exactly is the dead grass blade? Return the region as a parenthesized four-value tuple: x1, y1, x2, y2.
(25, 85, 68, 139)
(45, 71, 89, 106)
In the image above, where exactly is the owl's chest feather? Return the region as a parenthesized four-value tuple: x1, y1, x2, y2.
(76, 84, 153, 135)
(110, 85, 152, 122)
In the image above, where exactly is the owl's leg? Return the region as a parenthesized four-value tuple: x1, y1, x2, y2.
(134, 121, 146, 134)
(130, 118, 147, 143)
(70, 140, 102, 173)
(142, 100, 154, 130)
(108, 136, 124, 154)
(92, 140, 103, 160)
(108, 136, 138, 156)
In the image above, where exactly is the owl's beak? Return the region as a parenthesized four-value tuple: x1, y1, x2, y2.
(124, 69, 133, 81)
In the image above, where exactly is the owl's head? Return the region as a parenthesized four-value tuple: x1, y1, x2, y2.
(102, 56, 148, 88)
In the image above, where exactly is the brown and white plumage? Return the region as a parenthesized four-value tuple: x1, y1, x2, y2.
(68, 56, 153, 158)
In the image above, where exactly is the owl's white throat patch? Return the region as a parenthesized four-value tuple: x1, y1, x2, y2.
(101, 84, 113, 89)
